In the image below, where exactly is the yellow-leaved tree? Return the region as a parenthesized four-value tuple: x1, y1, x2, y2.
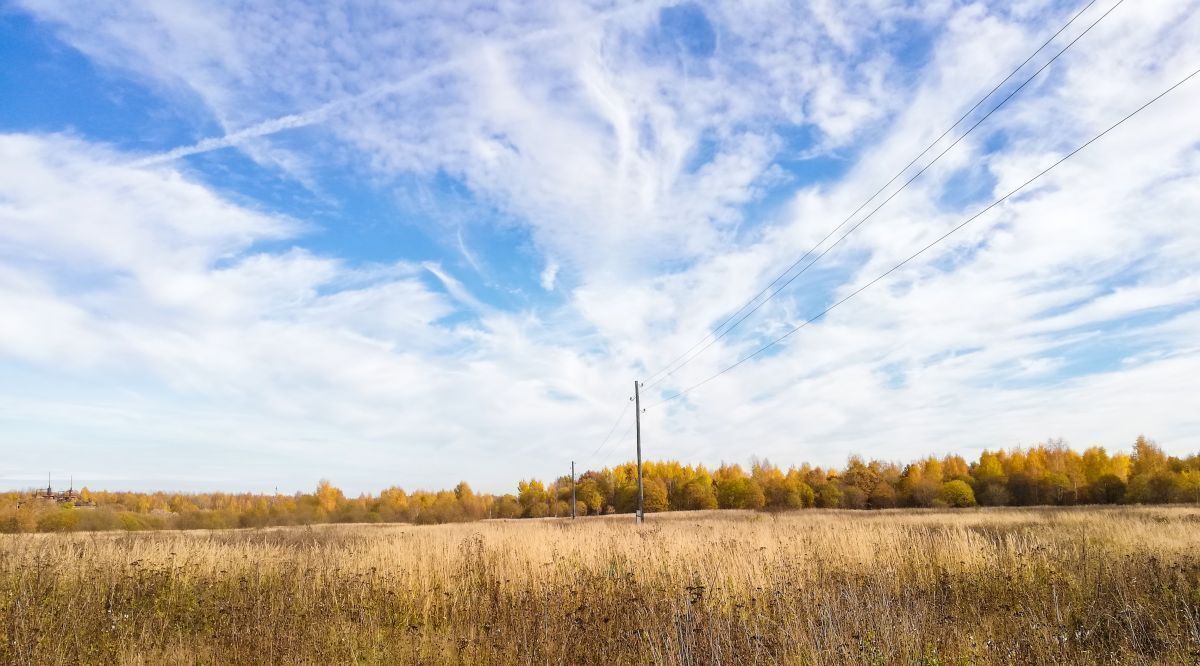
(315, 479, 343, 514)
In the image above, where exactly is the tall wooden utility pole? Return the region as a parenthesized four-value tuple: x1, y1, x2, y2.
(570, 461, 576, 519)
(634, 380, 644, 525)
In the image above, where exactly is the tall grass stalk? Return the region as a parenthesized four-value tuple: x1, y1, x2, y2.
(2, 506, 1198, 664)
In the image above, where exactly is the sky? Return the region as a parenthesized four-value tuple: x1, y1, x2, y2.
(1, 0, 1198, 495)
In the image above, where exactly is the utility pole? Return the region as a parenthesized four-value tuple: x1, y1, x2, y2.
(570, 461, 576, 520)
(634, 380, 644, 525)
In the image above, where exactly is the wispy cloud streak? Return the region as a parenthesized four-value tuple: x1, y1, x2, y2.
(127, 4, 659, 168)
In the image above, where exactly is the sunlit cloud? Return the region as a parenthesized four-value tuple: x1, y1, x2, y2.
(2, 0, 1198, 493)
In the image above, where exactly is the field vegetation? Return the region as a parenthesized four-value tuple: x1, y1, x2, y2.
(2, 506, 1199, 664)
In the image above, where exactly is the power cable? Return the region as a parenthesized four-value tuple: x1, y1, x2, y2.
(642, 0, 1117, 390)
(598, 419, 638, 470)
(646, 64, 1200, 407)
(584, 400, 631, 468)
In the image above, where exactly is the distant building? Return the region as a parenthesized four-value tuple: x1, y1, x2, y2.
(29, 475, 94, 506)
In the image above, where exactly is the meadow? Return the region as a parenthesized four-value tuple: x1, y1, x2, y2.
(2, 506, 1199, 665)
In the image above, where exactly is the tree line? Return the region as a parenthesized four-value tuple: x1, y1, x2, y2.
(2, 436, 1196, 533)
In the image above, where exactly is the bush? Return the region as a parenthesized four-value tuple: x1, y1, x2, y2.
(0, 508, 38, 533)
(815, 483, 842, 509)
(37, 508, 81, 532)
(938, 480, 976, 508)
(907, 482, 939, 508)
(118, 512, 151, 531)
(176, 510, 238, 530)
(842, 486, 868, 510)
(76, 510, 121, 532)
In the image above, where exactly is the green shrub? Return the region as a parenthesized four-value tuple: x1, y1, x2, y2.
(76, 510, 121, 532)
(938, 480, 976, 508)
(816, 483, 842, 509)
(118, 512, 151, 531)
(37, 508, 81, 532)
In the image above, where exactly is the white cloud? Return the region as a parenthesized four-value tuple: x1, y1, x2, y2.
(540, 260, 560, 291)
(0, 133, 641, 491)
(17, 0, 918, 280)
(2, 0, 1199, 493)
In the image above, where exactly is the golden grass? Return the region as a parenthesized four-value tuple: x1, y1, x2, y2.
(3, 506, 1199, 664)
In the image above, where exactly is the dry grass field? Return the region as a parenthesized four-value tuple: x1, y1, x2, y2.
(2, 506, 1199, 665)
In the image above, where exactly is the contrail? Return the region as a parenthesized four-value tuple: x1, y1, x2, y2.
(128, 62, 457, 167)
(129, 3, 658, 168)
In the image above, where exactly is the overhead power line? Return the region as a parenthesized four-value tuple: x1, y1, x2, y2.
(646, 64, 1200, 408)
(599, 419, 638, 470)
(591, 402, 630, 457)
(642, 0, 1117, 391)
(585, 400, 631, 467)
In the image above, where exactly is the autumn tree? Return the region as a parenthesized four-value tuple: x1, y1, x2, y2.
(815, 482, 842, 509)
(643, 478, 670, 512)
(10, 437, 1192, 534)
(517, 479, 549, 518)
(716, 476, 765, 510)
(679, 478, 718, 510)
(494, 494, 522, 519)
(868, 482, 897, 509)
(315, 479, 343, 514)
(575, 478, 604, 515)
(1092, 474, 1126, 504)
(842, 456, 879, 496)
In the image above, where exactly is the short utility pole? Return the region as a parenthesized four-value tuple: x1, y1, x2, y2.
(634, 380, 644, 525)
(570, 460, 577, 520)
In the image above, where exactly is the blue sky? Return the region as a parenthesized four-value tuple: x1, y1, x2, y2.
(1, 0, 1198, 494)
